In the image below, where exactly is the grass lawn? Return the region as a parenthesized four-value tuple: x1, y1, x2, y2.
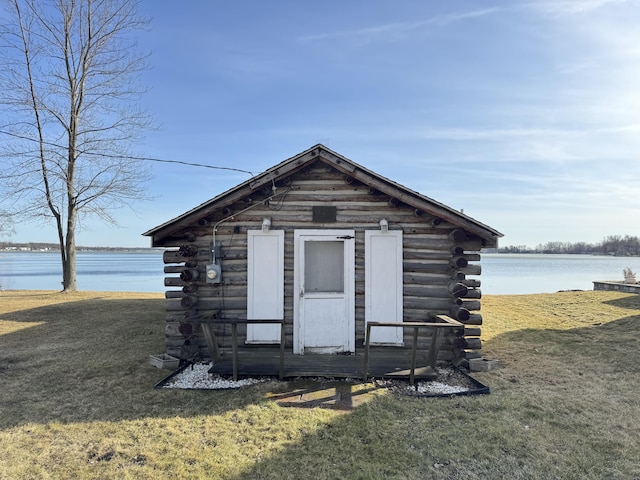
(0, 289, 639, 479)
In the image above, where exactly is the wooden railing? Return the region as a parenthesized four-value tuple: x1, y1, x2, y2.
(363, 314, 463, 384)
(194, 314, 462, 383)
(205, 319, 286, 381)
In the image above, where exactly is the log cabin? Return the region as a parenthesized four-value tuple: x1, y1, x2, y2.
(143, 145, 503, 380)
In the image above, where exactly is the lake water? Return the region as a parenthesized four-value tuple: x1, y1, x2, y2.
(0, 251, 637, 295)
(0, 251, 165, 293)
(481, 253, 638, 294)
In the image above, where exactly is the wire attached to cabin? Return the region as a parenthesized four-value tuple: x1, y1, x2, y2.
(210, 186, 292, 255)
(267, 186, 293, 211)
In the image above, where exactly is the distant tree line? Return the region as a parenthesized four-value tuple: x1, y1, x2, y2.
(497, 235, 640, 256)
(0, 242, 154, 252)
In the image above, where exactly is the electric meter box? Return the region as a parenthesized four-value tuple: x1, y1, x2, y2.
(205, 264, 222, 284)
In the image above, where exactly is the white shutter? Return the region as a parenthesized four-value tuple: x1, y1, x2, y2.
(247, 230, 284, 343)
(365, 230, 403, 345)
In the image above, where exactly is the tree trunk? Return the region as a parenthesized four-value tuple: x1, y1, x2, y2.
(62, 243, 77, 292)
(62, 209, 77, 292)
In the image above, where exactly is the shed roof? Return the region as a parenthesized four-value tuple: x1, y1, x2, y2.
(143, 144, 503, 246)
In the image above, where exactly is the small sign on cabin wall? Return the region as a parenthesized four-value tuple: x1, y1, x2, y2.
(313, 206, 337, 223)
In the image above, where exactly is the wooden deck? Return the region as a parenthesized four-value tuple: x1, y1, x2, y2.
(208, 346, 440, 381)
(593, 280, 640, 294)
(201, 317, 462, 383)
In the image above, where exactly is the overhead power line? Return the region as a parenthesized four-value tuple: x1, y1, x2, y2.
(116, 155, 256, 176)
(0, 128, 256, 176)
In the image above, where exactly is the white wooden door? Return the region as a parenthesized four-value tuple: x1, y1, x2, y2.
(293, 230, 355, 354)
(247, 230, 284, 343)
(365, 230, 403, 344)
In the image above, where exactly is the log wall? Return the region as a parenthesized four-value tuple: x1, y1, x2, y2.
(160, 161, 483, 367)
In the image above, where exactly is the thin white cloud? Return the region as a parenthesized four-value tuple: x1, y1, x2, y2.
(299, 8, 499, 43)
(529, 0, 631, 16)
(553, 59, 597, 75)
(597, 124, 640, 133)
(415, 127, 576, 141)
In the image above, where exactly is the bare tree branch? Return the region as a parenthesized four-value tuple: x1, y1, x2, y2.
(0, 0, 153, 291)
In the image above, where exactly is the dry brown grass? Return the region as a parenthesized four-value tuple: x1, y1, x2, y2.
(0, 289, 639, 479)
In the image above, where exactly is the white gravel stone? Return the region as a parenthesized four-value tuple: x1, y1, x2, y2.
(161, 363, 478, 396)
(415, 381, 469, 395)
(162, 363, 267, 390)
(374, 366, 476, 396)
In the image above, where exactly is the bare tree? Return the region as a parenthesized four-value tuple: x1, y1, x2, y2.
(0, 0, 153, 291)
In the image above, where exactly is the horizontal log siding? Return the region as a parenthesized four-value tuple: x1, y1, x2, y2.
(162, 162, 482, 363)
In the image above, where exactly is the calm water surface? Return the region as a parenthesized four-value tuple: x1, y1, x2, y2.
(0, 251, 637, 294)
(482, 253, 639, 294)
(0, 251, 164, 292)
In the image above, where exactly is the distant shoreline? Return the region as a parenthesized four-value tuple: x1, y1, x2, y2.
(483, 251, 640, 258)
(0, 242, 159, 253)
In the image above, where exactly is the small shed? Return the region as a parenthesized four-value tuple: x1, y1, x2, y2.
(144, 145, 503, 379)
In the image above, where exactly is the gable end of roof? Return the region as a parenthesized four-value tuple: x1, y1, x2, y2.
(143, 144, 503, 246)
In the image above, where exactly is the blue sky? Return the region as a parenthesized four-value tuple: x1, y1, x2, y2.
(5, 0, 640, 248)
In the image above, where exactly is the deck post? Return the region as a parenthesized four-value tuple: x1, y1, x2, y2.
(363, 323, 372, 380)
(232, 323, 238, 381)
(279, 319, 285, 380)
(426, 327, 445, 368)
(410, 327, 419, 385)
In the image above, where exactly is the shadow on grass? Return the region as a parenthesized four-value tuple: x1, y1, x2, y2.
(1, 293, 639, 479)
(266, 379, 383, 410)
(234, 314, 640, 479)
(602, 293, 640, 310)
(0, 295, 271, 429)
